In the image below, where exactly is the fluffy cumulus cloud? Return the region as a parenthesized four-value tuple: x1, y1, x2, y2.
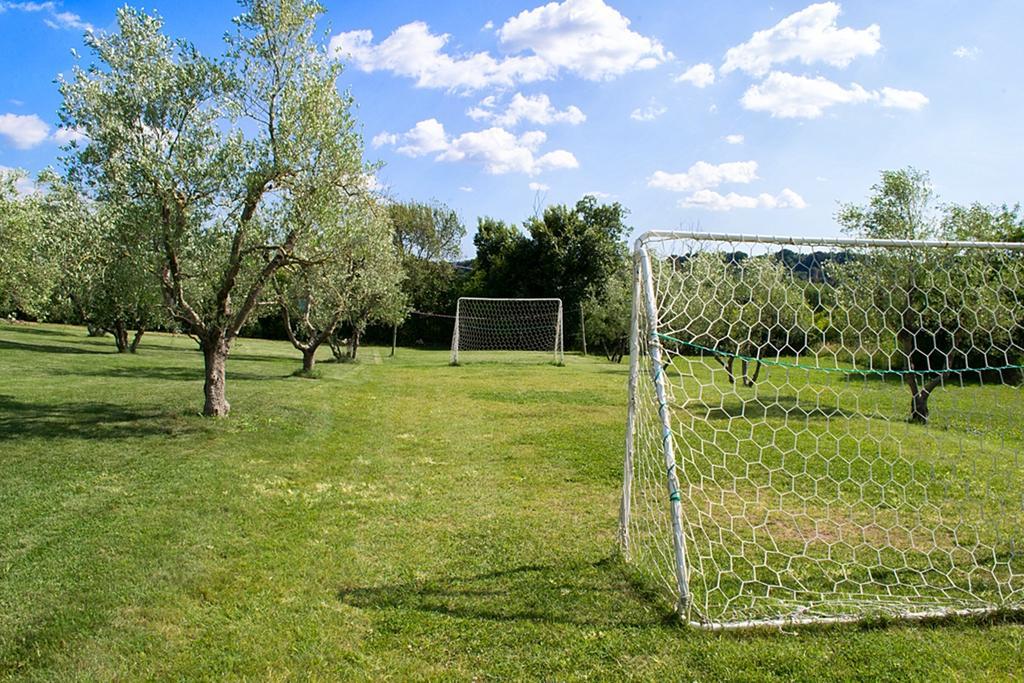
(375, 118, 579, 176)
(724, 133, 744, 144)
(879, 87, 929, 110)
(630, 102, 667, 121)
(528, 181, 549, 191)
(0, 113, 50, 149)
(649, 159, 805, 211)
(330, 0, 668, 92)
(680, 188, 807, 211)
(740, 71, 928, 118)
(676, 63, 715, 88)
(647, 161, 759, 192)
(953, 46, 980, 59)
(467, 92, 586, 127)
(330, 23, 550, 91)
(740, 72, 874, 118)
(722, 2, 880, 76)
(498, 0, 669, 80)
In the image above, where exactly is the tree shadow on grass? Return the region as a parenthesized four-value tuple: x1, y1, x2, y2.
(337, 555, 676, 629)
(697, 395, 858, 422)
(0, 325, 80, 338)
(0, 338, 110, 356)
(0, 394, 193, 441)
(47, 365, 281, 382)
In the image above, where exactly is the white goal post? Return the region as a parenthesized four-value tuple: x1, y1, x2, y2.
(450, 297, 564, 365)
(622, 231, 1024, 629)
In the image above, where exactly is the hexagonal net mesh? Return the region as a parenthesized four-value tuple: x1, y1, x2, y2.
(621, 232, 1024, 628)
(450, 297, 564, 364)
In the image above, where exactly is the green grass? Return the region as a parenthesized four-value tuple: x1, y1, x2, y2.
(2, 322, 1024, 680)
(628, 353, 1024, 627)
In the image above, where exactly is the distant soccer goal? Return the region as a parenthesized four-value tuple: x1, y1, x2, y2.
(622, 231, 1024, 629)
(450, 297, 564, 365)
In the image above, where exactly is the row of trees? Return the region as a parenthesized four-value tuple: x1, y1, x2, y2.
(660, 168, 1024, 424)
(2, 0, 409, 416)
(0, 0, 635, 418)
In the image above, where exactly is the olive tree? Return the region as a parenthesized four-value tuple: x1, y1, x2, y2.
(60, 0, 370, 415)
(0, 169, 57, 320)
(580, 255, 632, 363)
(836, 168, 1024, 423)
(278, 202, 403, 372)
(665, 252, 815, 386)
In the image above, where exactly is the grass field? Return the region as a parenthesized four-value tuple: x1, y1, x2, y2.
(2, 322, 1024, 680)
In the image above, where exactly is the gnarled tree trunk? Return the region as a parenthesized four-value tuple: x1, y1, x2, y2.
(907, 374, 943, 424)
(302, 347, 317, 372)
(348, 330, 361, 359)
(111, 320, 129, 353)
(129, 328, 145, 353)
(202, 336, 231, 417)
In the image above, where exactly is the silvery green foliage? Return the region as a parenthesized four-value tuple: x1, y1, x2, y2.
(277, 201, 406, 365)
(0, 169, 51, 318)
(58, 0, 376, 412)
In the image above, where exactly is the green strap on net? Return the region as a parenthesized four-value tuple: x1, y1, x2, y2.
(654, 332, 1024, 376)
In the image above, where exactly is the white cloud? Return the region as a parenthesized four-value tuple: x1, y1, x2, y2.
(4, 2, 93, 31)
(879, 87, 929, 110)
(740, 71, 928, 118)
(740, 71, 875, 118)
(648, 161, 759, 192)
(395, 119, 450, 157)
(2, 2, 54, 13)
(459, 186, 474, 192)
(584, 190, 611, 198)
(330, 22, 551, 92)
(676, 63, 715, 88)
(630, 102, 667, 121)
(52, 126, 86, 144)
(0, 113, 50, 149)
(467, 92, 586, 127)
(680, 188, 807, 211)
(45, 9, 92, 31)
(379, 118, 579, 176)
(528, 181, 549, 191)
(371, 132, 398, 148)
(331, 0, 668, 91)
(498, 0, 670, 80)
(722, 2, 881, 77)
(724, 133, 744, 144)
(953, 46, 980, 59)
(482, 20, 494, 31)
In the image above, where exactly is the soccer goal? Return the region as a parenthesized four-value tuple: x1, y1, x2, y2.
(450, 297, 564, 365)
(621, 231, 1024, 629)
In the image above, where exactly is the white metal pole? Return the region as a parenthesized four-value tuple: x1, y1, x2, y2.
(557, 300, 564, 363)
(619, 251, 643, 556)
(639, 245, 691, 614)
(450, 298, 461, 365)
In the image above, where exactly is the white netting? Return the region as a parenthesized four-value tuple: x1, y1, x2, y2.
(622, 232, 1024, 628)
(450, 297, 564, 364)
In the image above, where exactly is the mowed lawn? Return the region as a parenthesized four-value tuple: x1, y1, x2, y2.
(2, 323, 1024, 680)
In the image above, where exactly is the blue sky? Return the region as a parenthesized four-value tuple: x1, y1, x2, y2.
(2, 0, 1022, 255)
